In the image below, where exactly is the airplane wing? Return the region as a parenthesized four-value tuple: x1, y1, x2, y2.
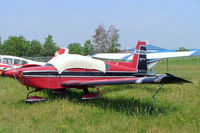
(91, 53, 131, 60)
(91, 50, 198, 60)
(91, 51, 198, 70)
(62, 73, 191, 87)
(147, 51, 197, 59)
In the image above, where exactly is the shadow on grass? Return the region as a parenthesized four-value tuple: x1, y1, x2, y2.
(101, 84, 136, 94)
(45, 90, 177, 117)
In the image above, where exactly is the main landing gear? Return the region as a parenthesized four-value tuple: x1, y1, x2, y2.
(25, 88, 45, 103)
(25, 87, 103, 103)
(82, 87, 103, 100)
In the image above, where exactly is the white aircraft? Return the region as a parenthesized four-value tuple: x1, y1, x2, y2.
(91, 46, 199, 70)
(91, 51, 197, 60)
(0, 47, 69, 70)
(0, 55, 45, 70)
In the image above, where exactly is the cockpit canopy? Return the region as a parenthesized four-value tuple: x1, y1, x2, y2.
(47, 54, 106, 74)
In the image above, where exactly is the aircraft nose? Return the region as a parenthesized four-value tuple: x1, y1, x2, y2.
(4, 69, 19, 78)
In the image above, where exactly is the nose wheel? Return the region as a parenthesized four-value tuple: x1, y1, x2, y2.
(25, 88, 45, 103)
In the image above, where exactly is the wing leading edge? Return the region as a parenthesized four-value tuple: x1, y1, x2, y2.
(62, 73, 192, 87)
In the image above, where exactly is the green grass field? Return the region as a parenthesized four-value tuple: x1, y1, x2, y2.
(0, 57, 200, 133)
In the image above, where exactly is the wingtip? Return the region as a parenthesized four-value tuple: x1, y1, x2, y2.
(164, 73, 193, 84)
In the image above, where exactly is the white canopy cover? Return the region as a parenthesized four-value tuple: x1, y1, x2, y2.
(48, 54, 106, 74)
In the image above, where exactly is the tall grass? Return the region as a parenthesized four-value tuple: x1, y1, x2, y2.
(0, 57, 199, 133)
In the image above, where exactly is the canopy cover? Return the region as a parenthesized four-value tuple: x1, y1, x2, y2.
(48, 54, 106, 74)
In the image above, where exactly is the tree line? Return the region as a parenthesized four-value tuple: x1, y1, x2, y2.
(0, 35, 59, 57)
(0, 24, 121, 57)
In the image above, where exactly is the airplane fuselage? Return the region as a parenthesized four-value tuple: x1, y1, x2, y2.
(5, 61, 143, 89)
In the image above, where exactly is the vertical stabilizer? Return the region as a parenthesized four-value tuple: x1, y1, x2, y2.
(131, 41, 147, 73)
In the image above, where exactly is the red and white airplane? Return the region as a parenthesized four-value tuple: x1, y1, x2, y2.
(0, 47, 69, 71)
(0, 55, 45, 70)
(1, 41, 191, 103)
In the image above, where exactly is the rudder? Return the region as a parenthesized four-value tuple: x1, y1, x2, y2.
(131, 41, 147, 73)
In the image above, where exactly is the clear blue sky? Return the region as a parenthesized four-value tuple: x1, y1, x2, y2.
(1, 0, 200, 49)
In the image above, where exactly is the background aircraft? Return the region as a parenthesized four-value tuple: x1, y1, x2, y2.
(2, 41, 191, 103)
(91, 50, 198, 60)
(0, 47, 68, 70)
(129, 44, 176, 53)
(0, 55, 45, 70)
(91, 44, 200, 71)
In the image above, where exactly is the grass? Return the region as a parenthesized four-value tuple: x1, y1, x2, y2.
(0, 56, 200, 133)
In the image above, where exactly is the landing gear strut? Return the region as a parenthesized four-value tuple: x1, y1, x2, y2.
(82, 87, 103, 100)
(25, 88, 45, 103)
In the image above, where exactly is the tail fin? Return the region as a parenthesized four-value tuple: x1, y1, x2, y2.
(132, 41, 147, 73)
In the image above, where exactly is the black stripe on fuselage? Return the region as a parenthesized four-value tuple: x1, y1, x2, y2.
(22, 71, 146, 77)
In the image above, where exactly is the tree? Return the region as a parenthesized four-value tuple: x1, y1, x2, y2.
(92, 24, 108, 53)
(176, 47, 189, 51)
(1, 36, 31, 56)
(92, 24, 121, 53)
(82, 40, 94, 55)
(68, 42, 83, 55)
(107, 25, 121, 53)
(30, 40, 42, 57)
(40, 35, 59, 56)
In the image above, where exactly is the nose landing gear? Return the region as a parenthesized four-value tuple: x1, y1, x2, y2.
(25, 88, 45, 103)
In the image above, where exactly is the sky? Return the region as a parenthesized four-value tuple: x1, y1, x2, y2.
(0, 0, 200, 49)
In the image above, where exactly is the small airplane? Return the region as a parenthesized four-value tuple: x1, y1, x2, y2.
(1, 41, 192, 103)
(0, 55, 45, 70)
(91, 45, 200, 70)
(0, 47, 69, 70)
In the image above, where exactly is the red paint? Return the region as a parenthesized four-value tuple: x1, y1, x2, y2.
(136, 40, 146, 49)
(3, 41, 146, 90)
